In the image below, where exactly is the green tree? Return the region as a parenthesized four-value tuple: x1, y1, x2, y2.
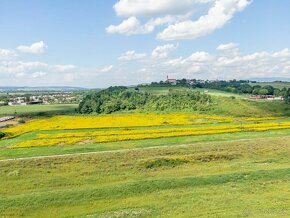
(258, 88, 269, 95)
(263, 85, 274, 95)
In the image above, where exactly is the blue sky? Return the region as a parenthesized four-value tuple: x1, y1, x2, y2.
(0, 0, 290, 88)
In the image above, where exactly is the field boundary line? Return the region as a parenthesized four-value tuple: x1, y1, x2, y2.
(1, 135, 289, 163)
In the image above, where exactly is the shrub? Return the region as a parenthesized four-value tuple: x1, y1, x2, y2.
(0, 132, 5, 139)
(144, 158, 189, 169)
(18, 119, 26, 124)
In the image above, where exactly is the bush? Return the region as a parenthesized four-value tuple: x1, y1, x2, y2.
(0, 132, 5, 139)
(144, 158, 189, 169)
(18, 119, 26, 124)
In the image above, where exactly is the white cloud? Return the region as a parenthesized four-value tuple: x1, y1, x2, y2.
(0, 61, 75, 77)
(113, 0, 212, 17)
(114, 46, 290, 82)
(16, 72, 26, 78)
(108, 0, 252, 40)
(185, 51, 215, 62)
(0, 49, 17, 60)
(118, 50, 147, 61)
(217, 42, 239, 51)
(106, 15, 188, 35)
(0, 60, 82, 86)
(152, 43, 178, 59)
(217, 42, 241, 57)
(52, 64, 76, 72)
(17, 41, 47, 54)
(106, 17, 143, 35)
(158, 0, 252, 40)
(272, 48, 290, 59)
(0, 61, 46, 74)
(2, 40, 289, 88)
(187, 65, 202, 73)
(99, 65, 114, 73)
(32, 71, 47, 78)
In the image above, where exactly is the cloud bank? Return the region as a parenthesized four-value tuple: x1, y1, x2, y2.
(107, 0, 252, 40)
(1, 41, 289, 87)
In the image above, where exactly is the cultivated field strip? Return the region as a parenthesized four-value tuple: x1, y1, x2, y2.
(8, 120, 290, 148)
(3, 113, 279, 136)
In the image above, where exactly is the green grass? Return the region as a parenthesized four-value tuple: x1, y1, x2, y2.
(1, 127, 290, 160)
(137, 86, 249, 99)
(133, 86, 290, 117)
(211, 96, 290, 117)
(0, 106, 289, 217)
(0, 90, 290, 217)
(0, 104, 78, 116)
(1, 136, 290, 217)
(137, 86, 190, 95)
(250, 82, 290, 89)
(136, 86, 290, 117)
(195, 88, 249, 99)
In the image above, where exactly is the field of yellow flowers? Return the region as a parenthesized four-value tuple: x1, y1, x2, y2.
(2, 113, 289, 149)
(4, 113, 237, 136)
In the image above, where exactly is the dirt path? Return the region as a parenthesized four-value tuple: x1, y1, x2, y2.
(0, 136, 289, 163)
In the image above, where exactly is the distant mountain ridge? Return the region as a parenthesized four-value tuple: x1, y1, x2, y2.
(0, 86, 88, 92)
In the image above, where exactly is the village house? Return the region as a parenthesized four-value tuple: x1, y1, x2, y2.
(249, 95, 284, 101)
(166, 76, 177, 85)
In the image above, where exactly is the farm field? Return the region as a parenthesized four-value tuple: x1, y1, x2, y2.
(1, 112, 290, 217)
(137, 86, 189, 95)
(137, 86, 249, 99)
(1, 136, 290, 217)
(195, 88, 250, 99)
(1, 113, 290, 159)
(250, 82, 290, 89)
(0, 104, 78, 116)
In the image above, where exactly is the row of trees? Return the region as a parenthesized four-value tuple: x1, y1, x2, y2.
(197, 80, 288, 96)
(148, 79, 290, 102)
(79, 86, 212, 114)
(197, 80, 290, 102)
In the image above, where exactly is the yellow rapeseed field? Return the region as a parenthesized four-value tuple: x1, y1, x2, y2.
(10, 120, 290, 148)
(4, 113, 235, 136)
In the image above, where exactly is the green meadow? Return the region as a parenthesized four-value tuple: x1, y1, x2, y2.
(0, 88, 290, 217)
(1, 136, 290, 217)
(250, 82, 290, 89)
(0, 104, 78, 116)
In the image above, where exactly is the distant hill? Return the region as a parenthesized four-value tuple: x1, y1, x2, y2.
(0, 86, 88, 92)
(79, 86, 212, 114)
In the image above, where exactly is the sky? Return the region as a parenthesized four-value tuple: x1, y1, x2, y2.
(0, 0, 290, 88)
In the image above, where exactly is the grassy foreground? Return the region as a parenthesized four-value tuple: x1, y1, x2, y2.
(0, 104, 289, 217)
(0, 104, 78, 116)
(1, 136, 290, 217)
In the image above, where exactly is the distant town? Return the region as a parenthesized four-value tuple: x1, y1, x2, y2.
(0, 92, 83, 106)
(0, 78, 289, 107)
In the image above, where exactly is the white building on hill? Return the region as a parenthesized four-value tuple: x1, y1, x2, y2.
(166, 76, 177, 85)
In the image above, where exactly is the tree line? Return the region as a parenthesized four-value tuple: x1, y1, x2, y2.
(79, 86, 212, 114)
(197, 80, 289, 97)
(148, 79, 290, 103)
